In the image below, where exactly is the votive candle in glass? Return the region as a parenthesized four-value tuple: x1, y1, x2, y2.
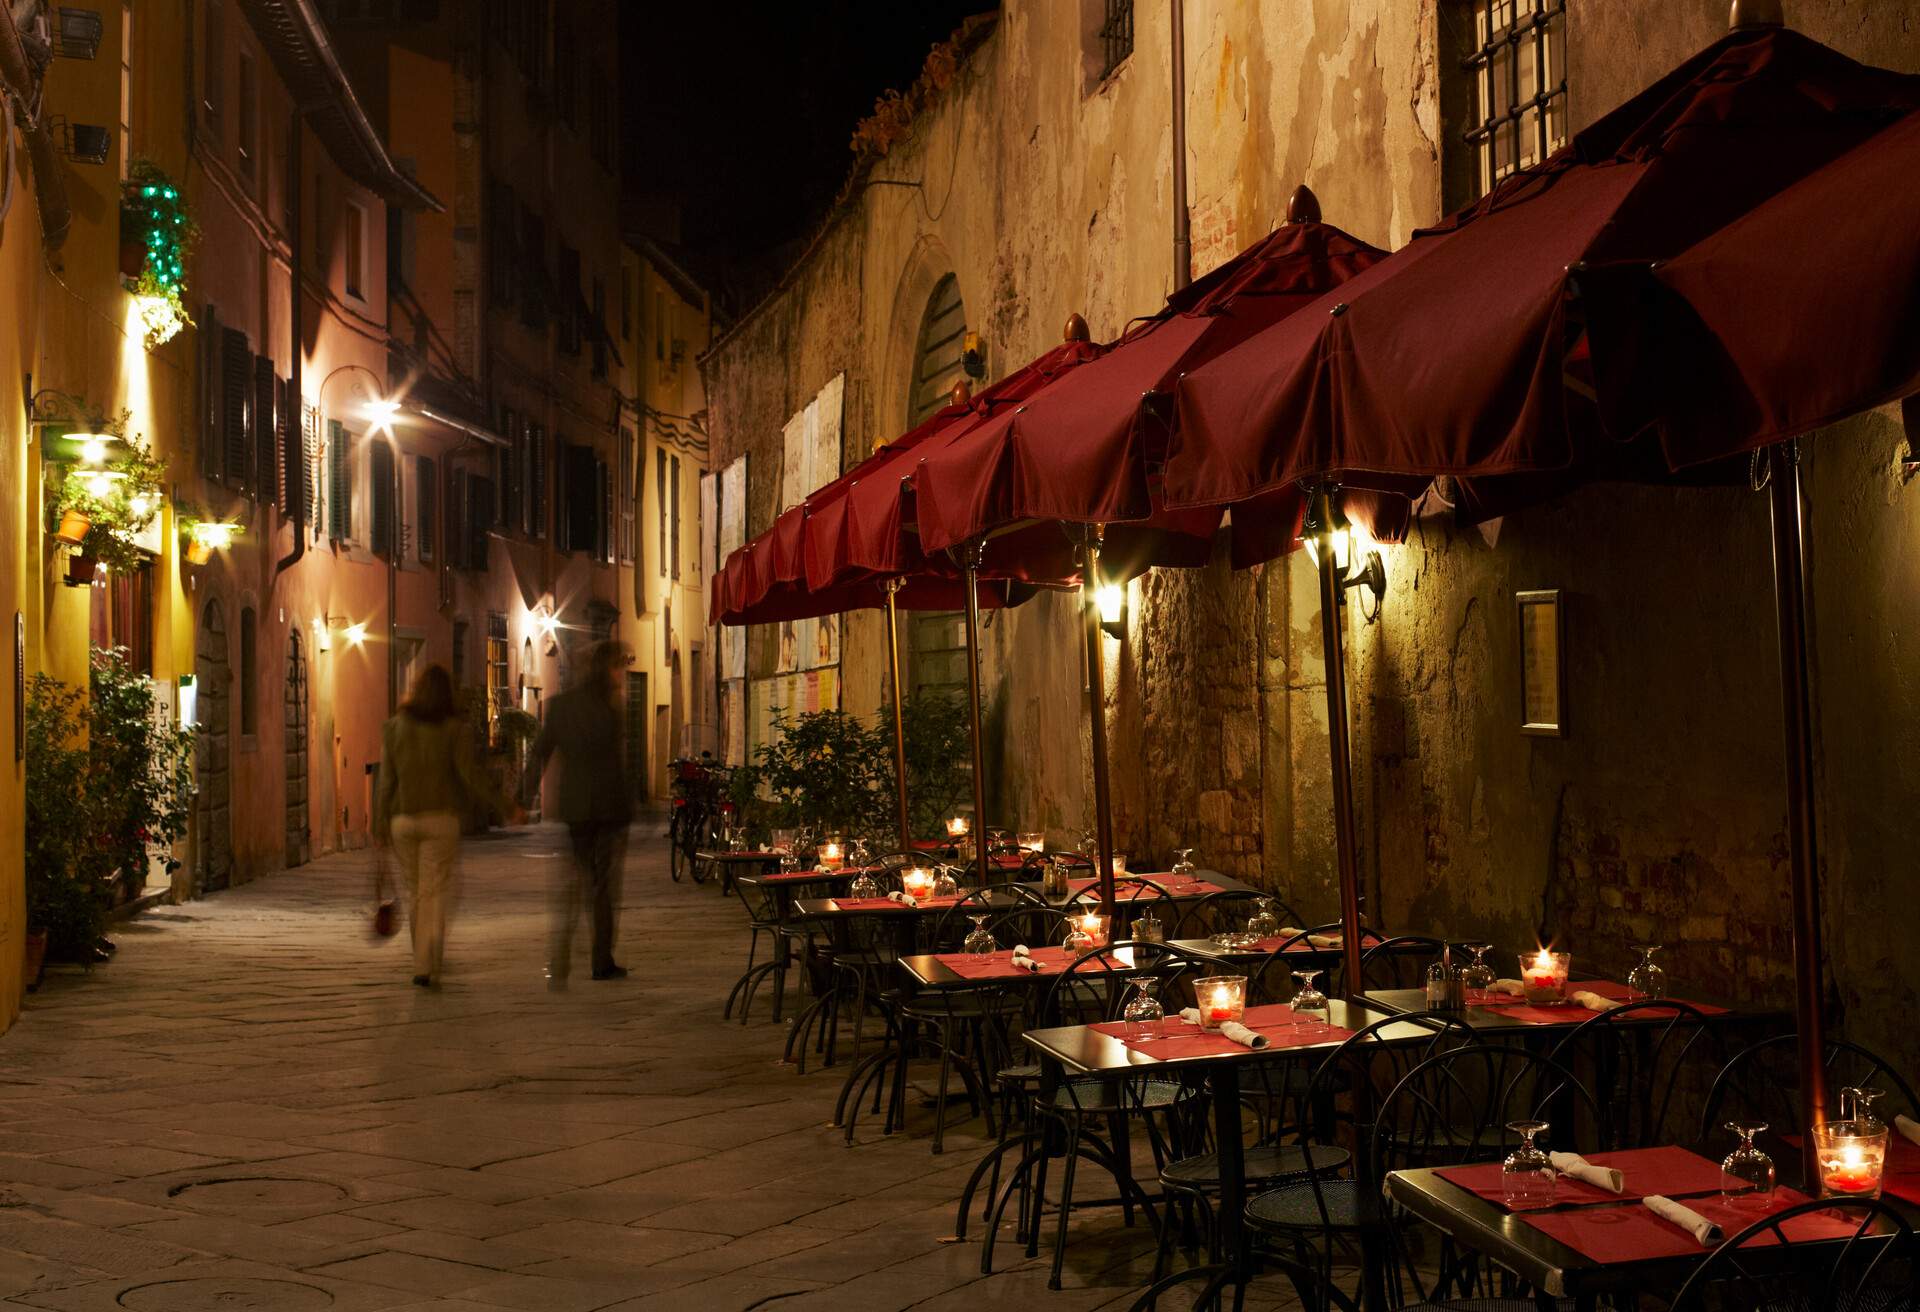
(1017, 831, 1045, 854)
(1110, 852, 1129, 876)
(1194, 975, 1246, 1030)
(1522, 948, 1571, 1004)
(947, 815, 971, 839)
(900, 866, 937, 900)
(1071, 912, 1109, 950)
(1815, 1121, 1889, 1199)
(818, 839, 844, 871)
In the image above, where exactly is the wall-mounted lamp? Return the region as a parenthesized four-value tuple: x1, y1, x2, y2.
(189, 520, 239, 551)
(313, 617, 332, 653)
(1301, 490, 1388, 622)
(365, 398, 402, 434)
(1095, 580, 1127, 641)
(344, 622, 368, 647)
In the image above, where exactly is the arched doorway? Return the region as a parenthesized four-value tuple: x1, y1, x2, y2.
(284, 631, 309, 867)
(195, 598, 232, 892)
(908, 272, 972, 700)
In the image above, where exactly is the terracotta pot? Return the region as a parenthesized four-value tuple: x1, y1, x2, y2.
(65, 555, 98, 587)
(54, 508, 90, 544)
(184, 539, 212, 566)
(23, 931, 46, 992)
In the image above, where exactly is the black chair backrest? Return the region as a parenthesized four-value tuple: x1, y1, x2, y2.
(1248, 923, 1386, 1002)
(1545, 1000, 1725, 1150)
(1700, 1034, 1920, 1142)
(1066, 877, 1173, 908)
(1171, 889, 1264, 939)
(1371, 1043, 1600, 1182)
(1359, 935, 1446, 992)
(1669, 1196, 1918, 1312)
(1035, 941, 1215, 1030)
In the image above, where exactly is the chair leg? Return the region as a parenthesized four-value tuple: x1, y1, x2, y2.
(1048, 1123, 1083, 1291)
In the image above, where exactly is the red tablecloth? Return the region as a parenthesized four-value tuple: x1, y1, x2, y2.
(762, 866, 872, 884)
(1438, 1146, 1731, 1211)
(1088, 1002, 1354, 1058)
(1519, 1188, 1853, 1264)
(934, 946, 1084, 979)
(828, 895, 963, 912)
(1470, 979, 1728, 1024)
(1065, 876, 1225, 900)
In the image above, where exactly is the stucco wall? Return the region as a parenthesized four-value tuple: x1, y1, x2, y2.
(702, 0, 1920, 1078)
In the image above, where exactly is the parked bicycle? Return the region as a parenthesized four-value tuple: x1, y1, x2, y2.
(667, 755, 733, 883)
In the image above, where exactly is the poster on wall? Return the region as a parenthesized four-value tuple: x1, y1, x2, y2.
(776, 374, 846, 674)
(749, 667, 840, 757)
(720, 456, 747, 681)
(698, 471, 716, 583)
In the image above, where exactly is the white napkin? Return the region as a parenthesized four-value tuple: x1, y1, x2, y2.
(1643, 1195, 1721, 1246)
(1218, 1020, 1269, 1050)
(1571, 990, 1621, 1013)
(1896, 1114, 1920, 1149)
(1009, 945, 1041, 972)
(887, 891, 919, 908)
(1178, 1007, 1203, 1026)
(1489, 979, 1527, 997)
(1277, 928, 1343, 948)
(1551, 1151, 1625, 1193)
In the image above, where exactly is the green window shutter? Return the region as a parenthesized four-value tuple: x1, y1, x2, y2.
(327, 420, 350, 541)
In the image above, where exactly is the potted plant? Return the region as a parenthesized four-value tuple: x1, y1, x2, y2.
(49, 423, 167, 575)
(175, 507, 241, 565)
(86, 648, 193, 908)
(121, 159, 197, 350)
(23, 675, 110, 978)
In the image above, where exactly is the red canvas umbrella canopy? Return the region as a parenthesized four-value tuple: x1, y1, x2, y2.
(1582, 106, 1920, 467)
(1165, 24, 1920, 509)
(911, 210, 1396, 567)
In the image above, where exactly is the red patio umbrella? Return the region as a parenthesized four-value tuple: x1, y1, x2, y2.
(1167, 14, 1920, 1176)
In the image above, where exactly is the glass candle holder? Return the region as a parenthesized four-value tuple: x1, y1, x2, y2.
(1814, 1120, 1889, 1199)
(1067, 912, 1108, 950)
(817, 839, 844, 871)
(946, 816, 971, 839)
(1521, 949, 1571, 1004)
(1194, 975, 1246, 1030)
(1017, 831, 1045, 854)
(900, 866, 937, 901)
(1110, 852, 1129, 876)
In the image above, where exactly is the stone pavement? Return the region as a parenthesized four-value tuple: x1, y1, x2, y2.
(0, 822, 1313, 1311)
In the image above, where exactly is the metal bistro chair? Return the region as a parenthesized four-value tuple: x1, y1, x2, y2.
(1172, 889, 1268, 940)
(1545, 998, 1724, 1150)
(980, 941, 1215, 1290)
(1360, 935, 1448, 992)
(1700, 1034, 1920, 1142)
(1669, 1196, 1918, 1311)
(722, 869, 800, 1024)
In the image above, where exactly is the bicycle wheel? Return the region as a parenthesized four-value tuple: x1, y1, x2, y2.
(668, 809, 686, 882)
(685, 806, 713, 884)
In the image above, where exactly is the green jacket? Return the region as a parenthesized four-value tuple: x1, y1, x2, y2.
(373, 713, 507, 839)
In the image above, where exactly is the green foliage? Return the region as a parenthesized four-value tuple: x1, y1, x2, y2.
(121, 159, 197, 349)
(25, 652, 196, 960)
(749, 707, 892, 842)
(55, 433, 167, 574)
(892, 691, 973, 841)
(495, 708, 539, 744)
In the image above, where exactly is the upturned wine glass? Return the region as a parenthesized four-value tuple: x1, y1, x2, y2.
(1627, 944, 1668, 1001)
(963, 915, 996, 961)
(1503, 1121, 1557, 1209)
(1246, 896, 1281, 940)
(1460, 942, 1496, 1000)
(1122, 978, 1165, 1041)
(1171, 847, 1196, 881)
(932, 865, 960, 898)
(1720, 1120, 1776, 1209)
(1290, 969, 1329, 1028)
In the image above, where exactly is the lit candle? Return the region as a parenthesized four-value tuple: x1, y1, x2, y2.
(1076, 912, 1107, 948)
(1823, 1143, 1881, 1195)
(947, 816, 970, 839)
(1208, 984, 1235, 1023)
(901, 866, 936, 900)
(1017, 831, 1045, 854)
(818, 840, 843, 871)
(1111, 852, 1128, 876)
(1526, 949, 1557, 988)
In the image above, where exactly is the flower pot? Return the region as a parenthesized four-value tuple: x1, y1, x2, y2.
(22, 931, 46, 992)
(54, 508, 91, 545)
(119, 240, 145, 280)
(184, 538, 212, 566)
(65, 555, 99, 587)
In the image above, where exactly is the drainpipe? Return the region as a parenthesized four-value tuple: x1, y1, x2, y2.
(0, 5, 70, 251)
(1169, 0, 1190, 291)
(277, 114, 305, 576)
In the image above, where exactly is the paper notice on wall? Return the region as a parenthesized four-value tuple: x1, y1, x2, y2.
(698, 471, 715, 581)
(720, 456, 747, 680)
(772, 375, 847, 673)
(749, 667, 840, 757)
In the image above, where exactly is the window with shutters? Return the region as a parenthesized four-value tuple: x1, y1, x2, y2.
(369, 439, 396, 558)
(669, 454, 681, 580)
(275, 377, 294, 511)
(656, 447, 668, 577)
(617, 429, 635, 563)
(596, 458, 611, 564)
(200, 305, 222, 479)
(343, 201, 368, 301)
(239, 607, 257, 739)
(302, 403, 321, 531)
(520, 207, 548, 330)
(590, 276, 607, 377)
(237, 48, 257, 182)
(497, 409, 522, 534)
(1445, 0, 1569, 207)
(326, 420, 352, 542)
(202, 0, 223, 134)
(557, 245, 581, 355)
(451, 617, 468, 684)
(417, 455, 436, 562)
(487, 179, 517, 309)
(528, 423, 548, 540)
(448, 467, 468, 568)
(468, 473, 494, 568)
(485, 612, 509, 746)
(221, 328, 252, 491)
(253, 356, 277, 505)
(910, 274, 967, 424)
(559, 442, 598, 553)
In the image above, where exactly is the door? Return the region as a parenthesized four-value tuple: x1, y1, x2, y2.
(195, 598, 232, 891)
(625, 671, 648, 802)
(285, 631, 310, 867)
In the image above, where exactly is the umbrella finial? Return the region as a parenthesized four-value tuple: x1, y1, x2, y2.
(1062, 312, 1091, 343)
(949, 380, 973, 408)
(1286, 184, 1322, 225)
(1729, 0, 1784, 29)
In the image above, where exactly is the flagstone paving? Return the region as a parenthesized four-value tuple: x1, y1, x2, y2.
(0, 822, 1313, 1310)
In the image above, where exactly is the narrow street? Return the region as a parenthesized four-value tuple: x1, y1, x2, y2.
(0, 822, 1259, 1312)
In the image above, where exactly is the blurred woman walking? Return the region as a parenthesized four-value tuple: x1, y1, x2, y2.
(373, 664, 517, 987)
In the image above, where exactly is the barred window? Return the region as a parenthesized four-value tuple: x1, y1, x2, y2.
(1462, 0, 1567, 197)
(1095, 0, 1132, 83)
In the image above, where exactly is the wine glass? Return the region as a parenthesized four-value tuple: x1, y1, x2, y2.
(1290, 969, 1329, 1028)
(847, 865, 881, 899)
(848, 838, 872, 868)
(932, 865, 959, 898)
(1502, 1121, 1557, 1209)
(1627, 944, 1668, 1001)
(1122, 978, 1165, 1041)
(1720, 1120, 1776, 1210)
(963, 915, 996, 962)
(1078, 828, 1099, 859)
(1842, 1086, 1887, 1132)
(1246, 896, 1281, 940)
(1132, 908, 1165, 945)
(1457, 942, 1495, 1001)
(1171, 847, 1196, 881)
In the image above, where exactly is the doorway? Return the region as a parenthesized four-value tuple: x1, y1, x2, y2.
(626, 671, 648, 801)
(285, 631, 310, 868)
(195, 598, 232, 892)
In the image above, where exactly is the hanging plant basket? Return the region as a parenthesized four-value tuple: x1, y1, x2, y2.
(120, 159, 197, 351)
(65, 554, 99, 588)
(55, 508, 91, 545)
(184, 538, 212, 566)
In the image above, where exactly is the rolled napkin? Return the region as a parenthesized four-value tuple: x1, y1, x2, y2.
(1218, 1020, 1270, 1050)
(1643, 1195, 1722, 1246)
(1550, 1151, 1625, 1194)
(1571, 990, 1621, 1013)
(1896, 1114, 1920, 1148)
(1009, 945, 1041, 972)
(887, 890, 919, 907)
(1277, 928, 1343, 948)
(1489, 979, 1527, 997)
(1178, 1007, 1203, 1026)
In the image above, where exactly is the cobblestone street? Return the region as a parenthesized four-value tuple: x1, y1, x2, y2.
(0, 822, 1290, 1311)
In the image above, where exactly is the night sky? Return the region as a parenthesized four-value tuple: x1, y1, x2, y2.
(621, 1, 991, 310)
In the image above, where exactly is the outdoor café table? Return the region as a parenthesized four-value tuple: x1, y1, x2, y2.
(732, 867, 879, 1046)
(1383, 1148, 1892, 1307)
(1361, 981, 1759, 1034)
(1021, 999, 1423, 1310)
(693, 847, 782, 894)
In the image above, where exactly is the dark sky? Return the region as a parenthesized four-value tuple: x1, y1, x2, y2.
(621, 1, 990, 307)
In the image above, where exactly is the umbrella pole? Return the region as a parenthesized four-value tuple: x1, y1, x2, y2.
(960, 545, 992, 884)
(1081, 534, 1117, 917)
(1312, 490, 1367, 998)
(885, 580, 913, 853)
(1765, 439, 1829, 1182)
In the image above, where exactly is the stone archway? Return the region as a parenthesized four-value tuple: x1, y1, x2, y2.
(195, 598, 232, 892)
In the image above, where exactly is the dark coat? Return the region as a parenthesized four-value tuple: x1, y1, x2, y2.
(520, 684, 632, 825)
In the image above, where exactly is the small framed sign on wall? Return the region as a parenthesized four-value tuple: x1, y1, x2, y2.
(1517, 590, 1565, 737)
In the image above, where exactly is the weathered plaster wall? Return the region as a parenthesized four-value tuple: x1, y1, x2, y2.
(702, 0, 1920, 1076)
